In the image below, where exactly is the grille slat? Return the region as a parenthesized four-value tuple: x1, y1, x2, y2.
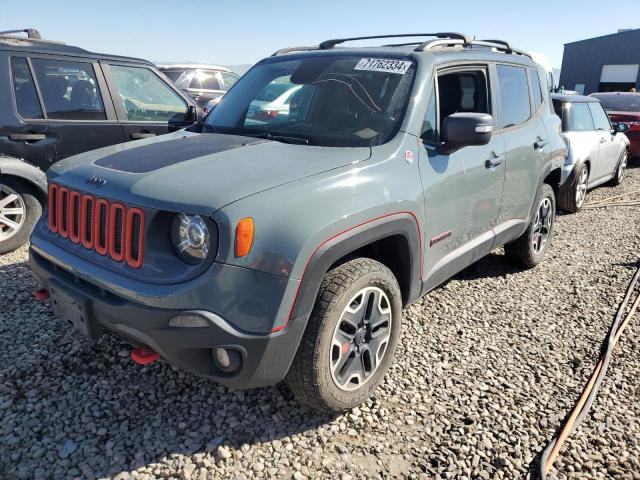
(47, 184, 144, 268)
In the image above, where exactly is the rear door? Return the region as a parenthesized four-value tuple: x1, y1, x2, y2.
(418, 65, 505, 286)
(4, 55, 124, 169)
(588, 101, 620, 179)
(101, 62, 194, 141)
(495, 63, 548, 225)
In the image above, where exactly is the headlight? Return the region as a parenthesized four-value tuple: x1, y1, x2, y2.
(171, 214, 211, 264)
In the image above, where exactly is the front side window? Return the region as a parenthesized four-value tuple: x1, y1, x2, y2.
(496, 64, 532, 128)
(205, 55, 416, 147)
(109, 65, 188, 122)
(436, 70, 489, 133)
(588, 102, 612, 131)
(565, 103, 595, 131)
(31, 58, 106, 120)
(10, 57, 43, 119)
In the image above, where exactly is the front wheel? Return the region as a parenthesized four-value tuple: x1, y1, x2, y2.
(504, 183, 556, 268)
(608, 151, 627, 186)
(0, 177, 42, 255)
(286, 258, 402, 412)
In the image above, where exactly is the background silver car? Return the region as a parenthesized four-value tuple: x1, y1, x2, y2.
(553, 94, 630, 212)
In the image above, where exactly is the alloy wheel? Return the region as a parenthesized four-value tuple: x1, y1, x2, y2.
(532, 196, 553, 255)
(330, 286, 392, 391)
(0, 184, 26, 242)
(575, 167, 588, 208)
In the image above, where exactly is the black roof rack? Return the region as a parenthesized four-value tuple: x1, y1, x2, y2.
(271, 45, 320, 56)
(481, 39, 513, 53)
(0, 28, 42, 39)
(319, 33, 471, 50)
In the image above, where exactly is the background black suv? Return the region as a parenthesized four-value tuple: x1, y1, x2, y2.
(0, 29, 202, 253)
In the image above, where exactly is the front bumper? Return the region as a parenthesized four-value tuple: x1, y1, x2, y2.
(29, 246, 307, 389)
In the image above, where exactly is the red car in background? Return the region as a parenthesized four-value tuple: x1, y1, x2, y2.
(590, 92, 640, 159)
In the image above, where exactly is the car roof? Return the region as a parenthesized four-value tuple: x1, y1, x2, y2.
(590, 91, 640, 97)
(551, 93, 599, 104)
(157, 63, 233, 72)
(0, 35, 154, 66)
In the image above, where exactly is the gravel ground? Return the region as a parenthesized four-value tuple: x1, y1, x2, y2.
(1, 164, 640, 480)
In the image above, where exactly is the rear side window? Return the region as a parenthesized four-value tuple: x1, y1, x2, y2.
(109, 64, 188, 122)
(10, 57, 43, 119)
(588, 102, 612, 131)
(566, 103, 595, 131)
(220, 72, 239, 90)
(530, 69, 544, 112)
(31, 58, 106, 120)
(496, 65, 531, 128)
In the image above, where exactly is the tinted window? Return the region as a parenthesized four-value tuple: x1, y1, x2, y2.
(205, 56, 416, 147)
(497, 65, 531, 128)
(420, 85, 438, 143)
(437, 70, 489, 132)
(588, 102, 612, 131)
(530, 69, 543, 111)
(10, 57, 43, 119)
(566, 103, 594, 131)
(109, 65, 188, 122)
(31, 58, 106, 120)
(161, 69, 186, 82)
(591, 94, 640, 112)
(220, 72, 239, 90)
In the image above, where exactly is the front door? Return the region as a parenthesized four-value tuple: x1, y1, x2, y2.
(418, 66, 505, 289)
(588, 101, 621, 180)
(102, 63, 193, 142)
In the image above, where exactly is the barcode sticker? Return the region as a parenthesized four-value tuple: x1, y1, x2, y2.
(354, 58, 412, 74)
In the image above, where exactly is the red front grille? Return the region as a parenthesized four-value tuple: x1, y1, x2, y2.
(47, 183, 144, 268)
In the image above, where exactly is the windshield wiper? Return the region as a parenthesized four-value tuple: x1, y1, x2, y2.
(247, 132, 310, 145)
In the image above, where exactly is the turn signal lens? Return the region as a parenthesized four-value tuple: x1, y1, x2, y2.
(235, 217, 254, 257)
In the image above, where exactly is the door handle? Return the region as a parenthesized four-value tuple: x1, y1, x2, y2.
(130, 133, 156, 139)
(485, 153, 503, 169)
(8, 133, 46, 142)
(534, 137, 547, 150)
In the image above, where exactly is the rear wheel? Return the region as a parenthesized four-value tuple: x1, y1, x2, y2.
(558, 164, 588, 213)
(0, 177, 42, 254)
(286, 258, 402, 412)
(608, 151, 627, 186)
(504, 183, 556, 268)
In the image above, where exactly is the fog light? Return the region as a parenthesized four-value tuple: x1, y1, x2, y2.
(213, 347, 242, 372)
(168, 314, 209, 328)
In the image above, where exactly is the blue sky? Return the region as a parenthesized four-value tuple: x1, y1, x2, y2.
(1, 0, 638, 68)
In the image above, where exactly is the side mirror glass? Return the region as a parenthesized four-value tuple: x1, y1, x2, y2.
(438, 113, 494, 154)
(615, 122, 630, 134)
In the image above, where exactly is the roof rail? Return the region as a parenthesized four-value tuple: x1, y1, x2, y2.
(476, 39, 532, 58)
(481, 39, 513, 52)
(271, 45, 320, 57)
(318, 33, 471, 50)
(416, 37, 532, 59)
(0, 28, 41, 39)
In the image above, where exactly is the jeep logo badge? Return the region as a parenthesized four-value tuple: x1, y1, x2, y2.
(85, 175, 107, 188)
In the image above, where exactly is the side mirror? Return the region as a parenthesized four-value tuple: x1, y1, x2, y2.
(615, 122, 630, 134)
(438, 113, 494, 154)
(186, 105, 202, 123)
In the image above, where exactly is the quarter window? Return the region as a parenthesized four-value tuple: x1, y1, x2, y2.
(496, 65, 531, 128)
(220, 72, 239, 90)
(420, 84, 438, 142)
(588, 102, 612, 131)
(10, 57, 43, 119)
(566, 103, 595, 131)
(31, 58, 106, 120)
(109, 65, 188, 122)
(530, 69, 543, 112)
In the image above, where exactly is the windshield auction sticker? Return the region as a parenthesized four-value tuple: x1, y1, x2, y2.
(354, 58, 412, 74)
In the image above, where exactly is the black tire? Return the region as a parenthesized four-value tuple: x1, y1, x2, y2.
(286, 258, 402, 412)
(0, 177, 42, 255)
(557, 164, 588, 213)
(608, 151, 627, 187)
(504, 183, 556, 269)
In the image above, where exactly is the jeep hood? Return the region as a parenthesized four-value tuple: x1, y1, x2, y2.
(49, 131, 371, 214)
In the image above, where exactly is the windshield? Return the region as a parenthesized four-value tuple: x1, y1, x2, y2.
(204, 55, 416, 147)
(591, 94, 640, 112)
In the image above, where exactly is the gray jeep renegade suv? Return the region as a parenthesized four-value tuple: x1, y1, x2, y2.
(30, 33, 567, 411)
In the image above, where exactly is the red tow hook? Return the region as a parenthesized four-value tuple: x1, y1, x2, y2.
(131, 347, 160, 365)
(35, 289, 50, 301)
